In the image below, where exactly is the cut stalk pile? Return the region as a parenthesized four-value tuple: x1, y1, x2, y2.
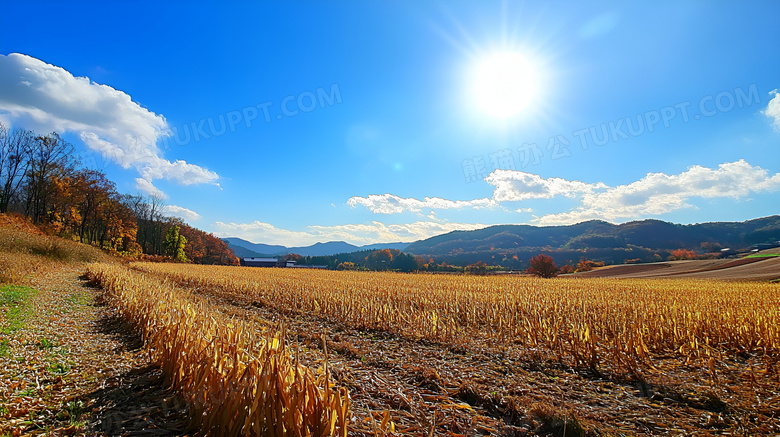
(87, 263, 350, 436)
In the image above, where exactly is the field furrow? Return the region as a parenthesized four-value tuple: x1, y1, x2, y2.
(124, 262, 780, 435)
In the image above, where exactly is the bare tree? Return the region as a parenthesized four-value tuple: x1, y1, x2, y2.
(122, 193, 151, 250)
(23, 132, 75, 223)
(0, 123, 35, 213)
(123, 193, 168, 254)
(147, 193, 167, 254)
(121, 193, 148, 220)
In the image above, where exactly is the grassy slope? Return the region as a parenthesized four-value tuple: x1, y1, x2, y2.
(0, 215, 188, 436)
(0, 213, 110, 284)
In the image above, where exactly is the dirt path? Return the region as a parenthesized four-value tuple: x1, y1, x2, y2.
(0, 263, 189, 436)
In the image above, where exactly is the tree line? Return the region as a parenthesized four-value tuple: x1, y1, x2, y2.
(285, 249, 421, 272)
(0, 122, 237, 265)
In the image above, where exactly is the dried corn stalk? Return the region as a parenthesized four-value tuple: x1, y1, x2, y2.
(87, 263, 350, 436)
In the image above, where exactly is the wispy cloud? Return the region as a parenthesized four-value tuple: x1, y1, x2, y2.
(212, 220, 489, 246)
(0, 53, 219, 197)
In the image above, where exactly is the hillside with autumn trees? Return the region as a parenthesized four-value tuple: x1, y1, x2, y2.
(0, 122, 237, 265)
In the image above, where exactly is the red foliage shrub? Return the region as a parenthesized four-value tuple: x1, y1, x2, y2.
(526, 254, 559, 278)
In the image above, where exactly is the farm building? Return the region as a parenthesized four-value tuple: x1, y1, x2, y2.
(750, 241, 780, 252)
(241, 257, 278, 267)
(719, 248, 737, 258)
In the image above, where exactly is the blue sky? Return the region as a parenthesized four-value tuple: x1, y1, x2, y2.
(1, 2, 779, 245)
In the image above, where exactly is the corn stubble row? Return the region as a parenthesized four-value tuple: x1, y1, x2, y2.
(86, 263, 349, 437)
(134, 262, 780, 378)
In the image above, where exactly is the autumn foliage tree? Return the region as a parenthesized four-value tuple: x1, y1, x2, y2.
(576, 257, 605, 272)
(365, 249, 419, 272)
(465, 261, 488, 275)
(525, 254, 559, 278)
(366, 248, 394, 270)
(669, 249, 698, 261)
(337, 261, 357, 270)
(179, 223, 238, 265)
(559, 264, 575, 274)
(41, 167, 140, 252)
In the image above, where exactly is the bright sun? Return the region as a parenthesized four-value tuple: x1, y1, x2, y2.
(473, 52, 537, 119)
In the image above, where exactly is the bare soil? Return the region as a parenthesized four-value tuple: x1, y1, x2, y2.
(572, 255, 780, 281)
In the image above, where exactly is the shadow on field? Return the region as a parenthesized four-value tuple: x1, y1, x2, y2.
(81, 276, 191, 436)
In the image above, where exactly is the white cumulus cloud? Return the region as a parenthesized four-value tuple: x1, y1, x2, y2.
(763, 89, 780, 131)
(163, 205, 201, 222)
(135, 178, 167, 199)
(346, 160, 779, 228)
(0, 53, 218, 196)
(535, 160, 780, 225)
(347, 170, 604, 215)
(485, 169, 607, 201)
(347, 193, 496, 214)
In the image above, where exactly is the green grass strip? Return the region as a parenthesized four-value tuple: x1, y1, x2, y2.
(0, 284, 37, 336)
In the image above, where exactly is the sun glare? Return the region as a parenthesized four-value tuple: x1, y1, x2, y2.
(473, 52, 537, 119)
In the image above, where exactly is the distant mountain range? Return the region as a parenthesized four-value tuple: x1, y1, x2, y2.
(225, 215, 780, 267)
(224, 238, 411, 258)
(403, 216, 780, 268)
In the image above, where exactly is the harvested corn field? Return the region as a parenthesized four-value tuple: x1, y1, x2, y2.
(86, 264, 350, 437)
(82, 262, 780, 435)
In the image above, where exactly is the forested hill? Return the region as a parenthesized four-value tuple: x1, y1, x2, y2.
(0, 123, 237, 265)
(404, 216, 780, 267)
